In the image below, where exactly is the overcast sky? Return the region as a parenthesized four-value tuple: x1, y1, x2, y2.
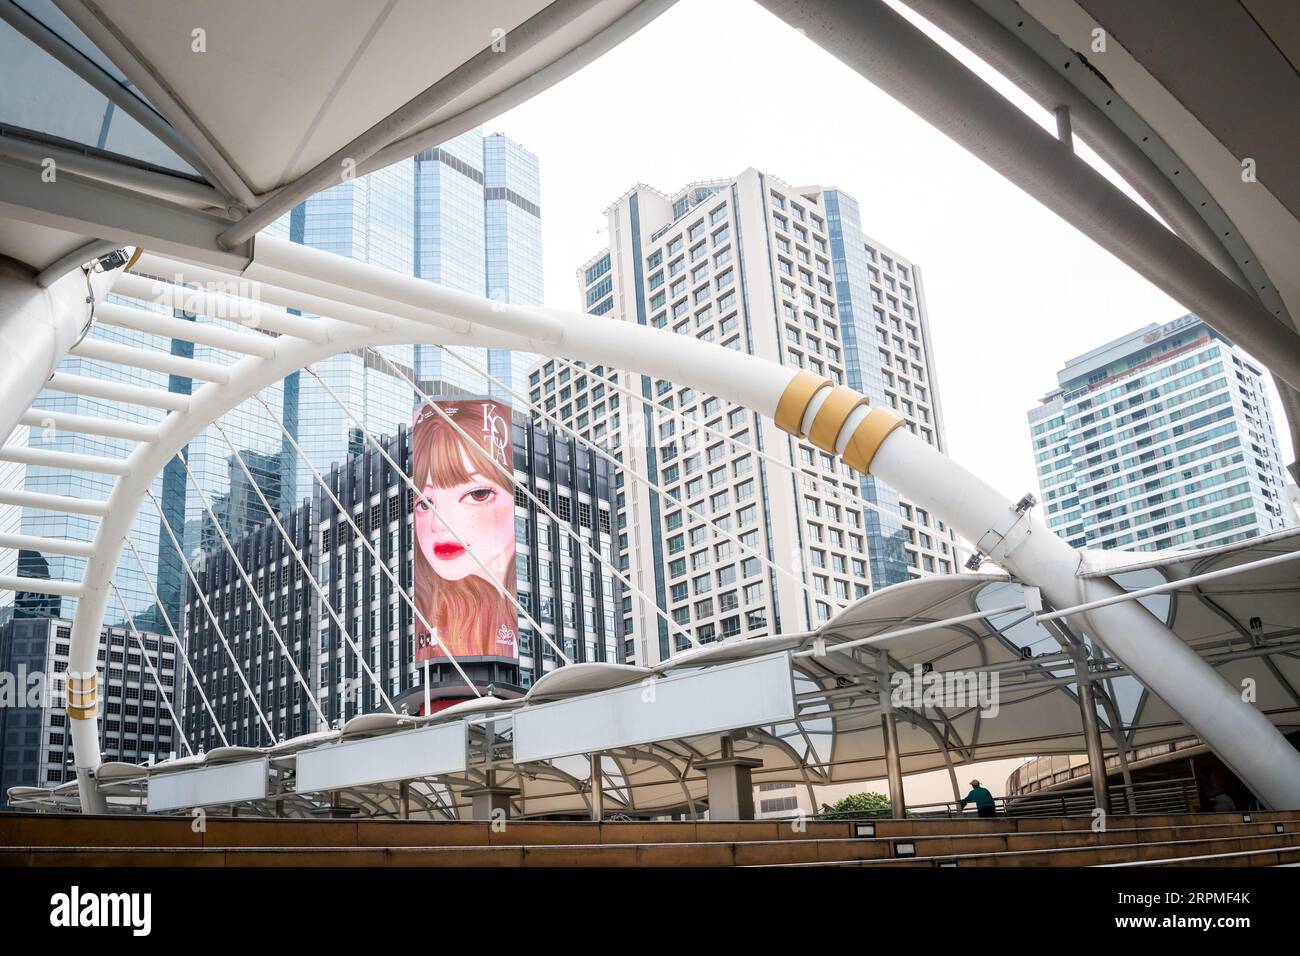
(488, 0, 1291, 507)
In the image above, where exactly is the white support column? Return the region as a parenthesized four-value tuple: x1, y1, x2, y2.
(695, 734, 762, 821)
(1071, 646, 1112, 813)
(0, 255, 121, 442)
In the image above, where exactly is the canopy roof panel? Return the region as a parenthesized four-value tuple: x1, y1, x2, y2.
(0, 0, 667, 272)
(55, 0, 650, 195)
(77, 0, 546, 192)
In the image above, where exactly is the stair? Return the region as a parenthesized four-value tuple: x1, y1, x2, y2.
(2, 810, 1296, 866)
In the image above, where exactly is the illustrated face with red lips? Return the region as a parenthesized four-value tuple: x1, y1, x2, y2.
(413, 447, 515, 585)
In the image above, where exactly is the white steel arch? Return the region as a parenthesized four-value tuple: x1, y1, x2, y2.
(5, 234, 1300, 812)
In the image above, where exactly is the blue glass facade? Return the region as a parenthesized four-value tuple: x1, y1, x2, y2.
(484, 133, 544, 402)
(415, 131, 488, 394)
(824, 190, 911, 588)
(286, 158, 420, 503)
(6, 127, 540, 619)
(414, 130, 543, 400)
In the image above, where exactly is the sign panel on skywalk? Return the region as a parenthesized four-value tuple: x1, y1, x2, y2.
(147, 757, 270, 813)
(294, 722, 468, 793)
(512, 651, 798, 763)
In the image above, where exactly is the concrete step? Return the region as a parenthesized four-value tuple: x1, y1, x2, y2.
(1102, 845, 1300, 867)
(3, 809, 1295, 851)
(777, 831, 1300, 868)
(5, 828, 1298, 867)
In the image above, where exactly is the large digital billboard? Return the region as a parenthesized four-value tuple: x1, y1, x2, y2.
(412, 398, 519, 664)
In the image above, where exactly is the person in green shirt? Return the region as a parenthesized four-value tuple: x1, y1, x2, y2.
(960, 779, 997, 818)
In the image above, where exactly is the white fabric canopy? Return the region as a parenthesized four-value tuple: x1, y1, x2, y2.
(13, 530, 1297, 817)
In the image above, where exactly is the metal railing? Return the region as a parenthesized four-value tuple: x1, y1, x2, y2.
(1007, 741, 1203, 795)
(809, 777, 1200, 822)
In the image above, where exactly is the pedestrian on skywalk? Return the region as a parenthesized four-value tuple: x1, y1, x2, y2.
(960, 779, 997, 818)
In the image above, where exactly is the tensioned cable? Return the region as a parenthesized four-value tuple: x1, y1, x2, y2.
(367, 347, 700, 650)
(211, 430, 406, 718)
(122, 535, 227, 747)
(172, 447, 371, 717)
(144, 488, 277, 740)
(215, 422, 479, 706)
(304, 366, 574, 666)
(441, 346, 849, 615)
(248, 392, 485, 698)
(175, 447, 346, 722)
(108, 581, 193, 757)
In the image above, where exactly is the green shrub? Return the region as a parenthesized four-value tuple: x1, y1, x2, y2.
(821, 791, 892, 817)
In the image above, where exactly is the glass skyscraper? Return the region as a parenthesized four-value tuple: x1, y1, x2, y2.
(483, 133, 544, 401)
(279, 157, 420, 503)
(414, 130, 543, 401)
(827, 190, 919, 588)
(5, 128, 542, 627)
(414, 132, 488, 395)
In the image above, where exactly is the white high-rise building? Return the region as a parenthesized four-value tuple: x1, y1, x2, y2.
(530, 170, 954, 666)
(1028, 315, 1291, 552)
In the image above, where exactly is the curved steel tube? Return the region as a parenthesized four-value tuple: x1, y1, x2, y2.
(22, 233, 1299, 812)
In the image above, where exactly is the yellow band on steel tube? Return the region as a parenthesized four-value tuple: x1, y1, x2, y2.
(843, 407, 906, 474)
(65, 672, 99, 721)
(773, 370, 831, 437)
(773, 373, 904, 474)
(808, 386, 871, 454)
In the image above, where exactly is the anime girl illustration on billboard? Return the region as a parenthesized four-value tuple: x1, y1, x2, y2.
(412, 398, 518, 662)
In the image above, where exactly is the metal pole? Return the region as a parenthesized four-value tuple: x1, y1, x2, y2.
(590, 754, 604, 823)
(423, 659, 431, 717)
(1072, 648, 1112, 813)
(1093, 658, 1139, 814)
(878, 652, 907, 818)
(399, 781, 411, 820)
